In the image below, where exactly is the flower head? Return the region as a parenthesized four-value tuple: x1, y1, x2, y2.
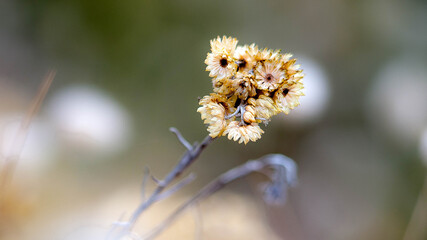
(205, 53, 237, 80)
(255, 48, 281, 62)
(223, 121, 264, 144)
(255, 60, 286, 91)
(210, 36, 238, 55)
(213, 77, 235, 96)
(273, 81, 304, 114)
(232, 72, 257, 99)
(205, 36, 238, 80)
(234, 45, 257, 73)
(199, 36, 304, 144)
(197, 93, 235, 137)
(248, 95, 279, 120)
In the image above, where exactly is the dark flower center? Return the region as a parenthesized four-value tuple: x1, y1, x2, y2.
(234, 98, 241, 108)
(238, 60, 247, 69)
(265, 74, 274, 82)
(283, 88, 289, 96)
(220, 58, 228, 67)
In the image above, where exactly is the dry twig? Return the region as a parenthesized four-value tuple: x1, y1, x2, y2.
(109, 128, 297, 240)
(142, 153, 297, 239)
(0, 70, 55, 192)
(110, 129, 214, 239)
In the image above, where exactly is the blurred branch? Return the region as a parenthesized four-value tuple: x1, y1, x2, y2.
(140, 167, 150, 201)
(402, 175, 427, 240)
(109, 130, 298, 240)
(153, 173, 196, 202)
(170, 127, 193, 151)
(143, 154, 298, 239)
(0, 70, 55, 193)
(110, 130, 214, 239)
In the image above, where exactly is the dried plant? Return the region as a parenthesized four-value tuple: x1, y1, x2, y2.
(199, 36, 304, 144)
(108, 37, 305, 239)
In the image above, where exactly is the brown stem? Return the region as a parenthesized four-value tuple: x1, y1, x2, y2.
(0, 70, 55, 194)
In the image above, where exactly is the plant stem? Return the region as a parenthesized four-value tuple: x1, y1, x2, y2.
(125, 134, 214, 232)
(0, 70, 55, 197)
(143, 154, 297, 239)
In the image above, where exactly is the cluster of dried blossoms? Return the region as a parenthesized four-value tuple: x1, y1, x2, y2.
(197, 36, 304, 144)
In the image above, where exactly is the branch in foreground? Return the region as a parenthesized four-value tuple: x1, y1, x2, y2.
(143, 153, 298, 240)
(110, 129, 214, 239)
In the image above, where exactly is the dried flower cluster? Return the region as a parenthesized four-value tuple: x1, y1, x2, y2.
(198, 36, 304, 144)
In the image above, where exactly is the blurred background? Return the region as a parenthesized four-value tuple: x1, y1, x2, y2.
(1, 0, 427, 239)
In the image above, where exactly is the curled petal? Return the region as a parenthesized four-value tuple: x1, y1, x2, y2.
(273, 82, 305, 114)
(223, 121, 264, 144)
